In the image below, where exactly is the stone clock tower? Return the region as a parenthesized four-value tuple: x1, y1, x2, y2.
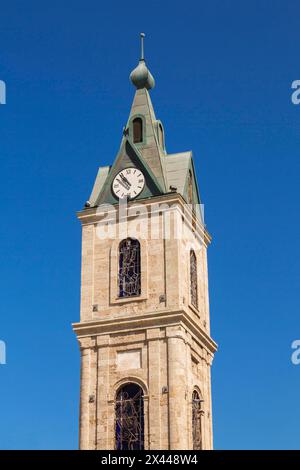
(73, 34, 217, 450)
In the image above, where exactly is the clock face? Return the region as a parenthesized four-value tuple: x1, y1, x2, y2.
(112, 168, 145, 200)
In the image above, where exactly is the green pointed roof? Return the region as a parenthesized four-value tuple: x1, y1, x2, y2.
(125, 87, 167, 191)
(85, 34, 203, 222)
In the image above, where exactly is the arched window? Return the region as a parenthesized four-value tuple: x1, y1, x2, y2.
(190, 250, 198, 309)
(192, 390, 203, 450)
(158, 123, 164, 147)
(115, 383, 144, 450)
(119, 238, 141, 297)
(133, 117, 143, 143)
(188, 169, 193, 205)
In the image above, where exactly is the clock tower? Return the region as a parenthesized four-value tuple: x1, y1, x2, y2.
(73, 34, 217, 450)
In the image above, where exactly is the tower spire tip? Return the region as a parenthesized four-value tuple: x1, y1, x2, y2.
(140, 32, 145, 60)
(130, 32, 155, 90)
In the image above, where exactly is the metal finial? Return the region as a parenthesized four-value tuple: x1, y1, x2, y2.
(140, 32, 145, 60)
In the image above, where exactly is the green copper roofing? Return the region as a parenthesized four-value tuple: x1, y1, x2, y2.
(85, 34, 203, 221)
(125, 87, 167, 191)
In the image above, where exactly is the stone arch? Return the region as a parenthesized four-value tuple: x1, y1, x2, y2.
(113, 376, 149, 397)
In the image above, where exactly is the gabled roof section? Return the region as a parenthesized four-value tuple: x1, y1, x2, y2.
(88, 146, 203, 224)
(165, 152, 200, 203)
(165, 151, 203, 223)
(92, 138, 164, 206)
(88, 166, 110, 207)
(165, 152, 192, 196)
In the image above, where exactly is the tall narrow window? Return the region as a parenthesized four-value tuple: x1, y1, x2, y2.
(133, 117, 143, 143)
(115, 383, 144, 450)
(192, 390, 203, 450)
(119, 238, 141, 297)
(158, 123, 164, 147)
(188, 169, 193, 204)
(190, 250, 198, 309)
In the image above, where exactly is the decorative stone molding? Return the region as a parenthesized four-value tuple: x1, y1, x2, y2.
(77, 193, 212, 248)
(109, 376, 149, 402)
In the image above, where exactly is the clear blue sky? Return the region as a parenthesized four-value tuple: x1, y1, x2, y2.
(0, 0, 299, 450)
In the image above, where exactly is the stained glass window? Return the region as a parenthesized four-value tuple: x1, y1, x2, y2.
(190, 250, 198, 309)
(115, 383, 144, 450)
(119, 238, 141, 298)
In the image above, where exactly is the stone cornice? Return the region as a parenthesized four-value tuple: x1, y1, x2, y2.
(77, 192, 211, 247)
(72, 309, 217, 355)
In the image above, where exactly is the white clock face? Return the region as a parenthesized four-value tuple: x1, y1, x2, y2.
(112, 168, 145, 200)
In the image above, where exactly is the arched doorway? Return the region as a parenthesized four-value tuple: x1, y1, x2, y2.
(115, 383, 144, 450)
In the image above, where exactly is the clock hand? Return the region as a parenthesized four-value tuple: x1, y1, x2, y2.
(117, 178, 130, 190)
(120, 174, 131, 187)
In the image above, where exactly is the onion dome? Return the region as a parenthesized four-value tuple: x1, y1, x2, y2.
(130, 33, 155, 90)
